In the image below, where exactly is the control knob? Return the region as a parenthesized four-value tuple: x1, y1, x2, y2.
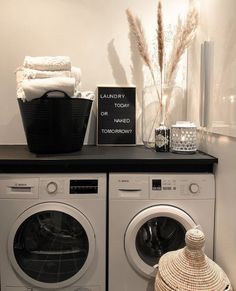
(46, 181, 58, 194)
(189, 183, 199, 194)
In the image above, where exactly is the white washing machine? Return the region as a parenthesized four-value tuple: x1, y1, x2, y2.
(109, 173, 215, 291)
(0, 173, 106, 291)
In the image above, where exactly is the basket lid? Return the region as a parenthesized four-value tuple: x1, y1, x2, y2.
(155, 228, 231, 291)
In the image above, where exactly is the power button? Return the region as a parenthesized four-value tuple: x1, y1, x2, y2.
(189, 183, 199, 194)
(46, 182, 58, 194)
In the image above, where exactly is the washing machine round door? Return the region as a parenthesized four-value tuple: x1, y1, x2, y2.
(125, 205, 197, 278)
(8, 202, 96, 289)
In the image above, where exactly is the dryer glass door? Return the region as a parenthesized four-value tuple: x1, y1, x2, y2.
(8, 203, 96, 289)
(125, 205, 197, 278)
(13, 211, 88, 283)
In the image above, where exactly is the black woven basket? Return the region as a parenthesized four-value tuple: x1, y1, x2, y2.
(18, 91, 93, 154)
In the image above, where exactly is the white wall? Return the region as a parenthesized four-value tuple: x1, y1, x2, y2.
(188, 0, 236, 287)
(0, 0, 188, 145)
(201, 134, 236, 287)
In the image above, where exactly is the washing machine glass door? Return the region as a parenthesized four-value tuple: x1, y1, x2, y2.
(125, 205, 197, 278)
(8, 203, 95, 289)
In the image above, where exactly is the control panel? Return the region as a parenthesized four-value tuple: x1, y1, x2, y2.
(0, 174, 106, 200)
(42, 178, 99, 197)
(70, 179, 98, 194)
(150, 174, 215, 199)
(152, 178, 200, 194)
(109, 173, 214, 200)
(152, 178, 179, 191)
(152, 179, 177, 191)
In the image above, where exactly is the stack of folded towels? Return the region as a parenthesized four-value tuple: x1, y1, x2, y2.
(16, 56, 94, 101)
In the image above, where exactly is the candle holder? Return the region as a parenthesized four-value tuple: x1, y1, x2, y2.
(170, 121, 197, 154)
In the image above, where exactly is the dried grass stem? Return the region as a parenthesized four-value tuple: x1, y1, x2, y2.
(166, 8, 198, 85)
(126, 8, 161, 104)
(157, 1, 164, 120)
(157, 1, 164, 75)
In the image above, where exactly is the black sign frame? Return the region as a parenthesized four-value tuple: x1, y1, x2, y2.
(97, 86, 136, 145)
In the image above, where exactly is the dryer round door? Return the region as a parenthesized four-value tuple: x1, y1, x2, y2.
(8, 202, 96, 289)
(125, 205, 197, 278)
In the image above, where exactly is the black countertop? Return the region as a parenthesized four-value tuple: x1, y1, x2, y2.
(0, 145, 217, 173)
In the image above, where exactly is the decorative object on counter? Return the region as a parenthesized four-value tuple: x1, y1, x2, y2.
(155, 123, 170, 152)
(170, 121, 197, 154)
(16, 56, 94, 154)
(97, 86, 136, 146)
(155, 228, 232, 291)
(126, 2, 198, 148)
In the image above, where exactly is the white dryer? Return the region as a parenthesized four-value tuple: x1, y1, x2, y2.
(109, 173, 215, 291)
(0, 173, 106, 291)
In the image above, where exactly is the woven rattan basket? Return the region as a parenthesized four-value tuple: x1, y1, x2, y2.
(155, 228, 232, 291)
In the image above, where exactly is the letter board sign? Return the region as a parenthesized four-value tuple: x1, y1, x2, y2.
(97, 86, 136, 145)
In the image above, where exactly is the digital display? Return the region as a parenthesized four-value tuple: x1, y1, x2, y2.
(70, 179, 98, 194)
(152, 179, 162, 191)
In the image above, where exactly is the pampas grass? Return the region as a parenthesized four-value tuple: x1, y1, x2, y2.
(126, 8, 161, 104)
(126, 9, 152, 71)
(165, 8, 199, 85)
(157, 0, 164, 117)
(157, 1, 164, 76)
(165, 8, 198, 117)
(126, 2, 198, 123)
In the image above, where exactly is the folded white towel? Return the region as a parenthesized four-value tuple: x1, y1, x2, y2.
(23, 56, 71, 71)
(19, 67, 81, 84)
(22, 68, 71, 79)
(81, 91, 95, 100)
(15, 69, 26, 99)
(16, 69, 24, 89)
(22, 77, 75, 101)
(16, 66, 81, 96)
(71, 66, 82, 90)
(17, 87, 26, 99)
(73, 90, 95, 100)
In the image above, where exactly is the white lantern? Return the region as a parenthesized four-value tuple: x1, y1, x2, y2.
(171, 121, 197, 154)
